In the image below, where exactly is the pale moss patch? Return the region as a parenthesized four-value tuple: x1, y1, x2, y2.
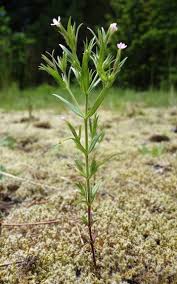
(0, 107, 177, 283)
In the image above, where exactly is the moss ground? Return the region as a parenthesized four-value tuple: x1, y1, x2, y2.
(0, 105, 177, 283)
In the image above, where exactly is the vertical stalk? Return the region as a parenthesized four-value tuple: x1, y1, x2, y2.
(84, 94, 97, 270)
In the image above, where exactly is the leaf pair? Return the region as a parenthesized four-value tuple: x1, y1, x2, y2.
(79, 38, 95, 94)
(40, 61, 65, 88)
(89, 114, 104, 152)
(89, 157, 99, 178)
(89, 153, 119, 179)
(76, 181, 100, 205)
(66, 121, 86, 155)
(59, 17, 82, 55)
(75, 159, 86, 178)
(89, 114, 99, 139)
(86, 86, 109, 118)
(76, 182, 88, 204)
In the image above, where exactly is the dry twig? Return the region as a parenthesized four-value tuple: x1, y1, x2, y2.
(0, 170, 70, 190)
(0, 260, 24, 268)
(1, 219, 61, 227)
(76, 225, 84, 245)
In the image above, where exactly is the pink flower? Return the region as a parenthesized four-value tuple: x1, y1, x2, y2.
(117, 42, 127, 49)
(109, 23, 118, 33)
(51, 16, 61, 27)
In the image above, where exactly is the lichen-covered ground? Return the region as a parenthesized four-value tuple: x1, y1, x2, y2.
(0, 106, 177, 284)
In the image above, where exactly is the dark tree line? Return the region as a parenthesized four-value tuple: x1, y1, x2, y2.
(0, 0, 177, 89)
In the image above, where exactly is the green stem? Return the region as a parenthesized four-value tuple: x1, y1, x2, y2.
(84, 94, 97, 270)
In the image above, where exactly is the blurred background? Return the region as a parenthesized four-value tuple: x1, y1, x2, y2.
(0, 0, 177, 110)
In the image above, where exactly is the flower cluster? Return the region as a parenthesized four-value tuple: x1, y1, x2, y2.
(51, 17, 127, 51)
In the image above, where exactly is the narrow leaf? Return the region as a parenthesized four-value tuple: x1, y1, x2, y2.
(89, 158, 98, 178)
(71, 138, 86, 155)
(75, 159, 86, 177)
(52, 94, 83, 117)
(87, 88, 108, 118)
(78, 125, 82, 139)
(89, 132, 104, 153)
(119, 57, 128, 68)
(66, 121, 78, 138)
(90, 183, 100, 202)
(98, 153, 121, 167)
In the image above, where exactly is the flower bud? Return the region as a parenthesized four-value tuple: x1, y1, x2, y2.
(109, 23, 118, 33)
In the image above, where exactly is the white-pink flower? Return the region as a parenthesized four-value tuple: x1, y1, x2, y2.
(109, 23, 118, 33)
(51, 16, 61, 27)
(60, 115, 66, 121)
(117, 42, 127, 49)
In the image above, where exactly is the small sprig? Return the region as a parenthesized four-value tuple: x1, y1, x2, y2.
(40, 17, 127, 271)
